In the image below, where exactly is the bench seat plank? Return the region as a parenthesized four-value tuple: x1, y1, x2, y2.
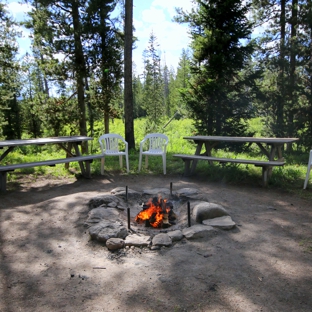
(173, 154, 285, 187)
(0, 154, 104, 192)
(173, 154, 285, 166)
(0, 154, 104, 172)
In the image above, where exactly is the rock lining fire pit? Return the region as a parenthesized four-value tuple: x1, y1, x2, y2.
(84, 185, 236, 251)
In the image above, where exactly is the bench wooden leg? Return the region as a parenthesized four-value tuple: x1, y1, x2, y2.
(262, 167, 269, 187)
(0, 172, 7, 192)
(73, 143, 89, 178)
(183, 159, 192, 176)
(84, 161, 91, 178)
(65, 142, 73, 169)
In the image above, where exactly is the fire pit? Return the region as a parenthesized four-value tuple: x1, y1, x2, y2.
(135, 196, 177, 228)
(86, 185, 236, 250)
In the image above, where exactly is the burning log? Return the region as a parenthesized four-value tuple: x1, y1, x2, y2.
(168, 210, 177, 225)
(162, 213, 171, 228)
(135, 196, 177, 228)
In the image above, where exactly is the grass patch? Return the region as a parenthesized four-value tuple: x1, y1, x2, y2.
(2, 118, 312, 200)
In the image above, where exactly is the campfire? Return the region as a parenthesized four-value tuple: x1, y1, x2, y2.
(135, 196, 177, 228)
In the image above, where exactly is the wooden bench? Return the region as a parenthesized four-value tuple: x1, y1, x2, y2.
(0, 154, 104, 192)
(173, 154, 285, 186)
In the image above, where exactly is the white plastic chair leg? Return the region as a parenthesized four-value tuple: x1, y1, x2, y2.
(119, 155, 123, 169)
(145, 155, 148, 168)
(125, 155, 129, 173)
(138, 153, 142, 172)
(101, 157, 105, 175)
(163, 154, 166, 175)
(303, 163, 311, 189)
(303, 151, 312, 189)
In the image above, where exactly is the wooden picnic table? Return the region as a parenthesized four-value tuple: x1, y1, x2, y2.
(174, 136, 299, 186)
(0, 136, 103, 191)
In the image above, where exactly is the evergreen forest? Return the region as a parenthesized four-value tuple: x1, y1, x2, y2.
(1, 0, 312, 152)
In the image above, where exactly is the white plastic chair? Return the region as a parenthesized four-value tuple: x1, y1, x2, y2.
(303, 150, 312, 189)
(98, 134, 129, 175)
(138, 133, 169, 174)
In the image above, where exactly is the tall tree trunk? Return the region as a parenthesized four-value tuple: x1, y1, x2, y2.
(100, 6, 110, 134)
(40, 54, 50, 97)
(308, 0, 312, 139)
(72, 1, 88, 151)
(124, 0, 135, 149)
(287, 0, 298, 151)
(85, 77, 94, 141)
(276, 0, 286, 137)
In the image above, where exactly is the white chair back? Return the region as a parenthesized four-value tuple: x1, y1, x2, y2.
(98, 133, 129, 174)
(144, 133, 168, 153)
(99, 134, 125, 154)
(139, 133, 169, 174)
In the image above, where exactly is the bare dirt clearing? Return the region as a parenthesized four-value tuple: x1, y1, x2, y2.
(0, 174, 312, 312)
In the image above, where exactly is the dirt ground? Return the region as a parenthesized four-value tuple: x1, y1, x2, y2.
(0, 173, 312, 312)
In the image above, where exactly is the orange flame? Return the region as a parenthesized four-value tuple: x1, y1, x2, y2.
(135, 198, 167, 228)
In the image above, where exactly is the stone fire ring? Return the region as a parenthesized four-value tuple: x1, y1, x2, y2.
(84, 187, 236, 251)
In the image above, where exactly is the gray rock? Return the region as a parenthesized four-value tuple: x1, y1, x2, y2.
(110, 187, 126, 194)
(202, 216, 236, 230)
(177, 188, 200, 197)
(85, 207, 120, 225)
(182, 224, 215, 239)
(125, 234, 151, 247)
(150, 245, 161, 250)
(177, 188, 205, 200)
(110, 187, 141, 198)
(167, 230, 183, 242)
(193, 202, 229, 223)
(89, 220, 128, 242)
(88, 195, 123, 209)
(152, 233, 172, 247)
(143, 188, 170, 196)
(106, 238, 125, 250)
(116, 205, 126, 211)
(107, 202, 117, 208)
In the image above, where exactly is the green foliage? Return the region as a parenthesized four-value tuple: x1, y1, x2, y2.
(173, 49, 192, 117)
(2, 118, 312, 199)
(142, 32, 165, 129)
(0, 4, 20, 138)
(23, 0, 123, 138)
(2, 0, 312, 197)
(133, 75, 145, 118)
(247, 117, 263, 137)
(175, 0, 260, 137)
(85, 0, 123, 133)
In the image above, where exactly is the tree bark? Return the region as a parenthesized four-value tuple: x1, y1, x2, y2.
(124, 0, 135, 149)
(72, 0, 88, 152)
(287, 0, 298, 151)
(276, 0, 286, 138)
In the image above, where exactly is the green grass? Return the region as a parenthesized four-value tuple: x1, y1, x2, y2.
(247, 117, 264, 136)
(3, 117, 312, 199)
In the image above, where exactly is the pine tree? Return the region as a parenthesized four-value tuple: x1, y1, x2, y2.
(174, 49, 191, 117)
(175, 0, 259, 137)
(142, 31, 164, 132)
(0, 3, 20, 139)
(24, 0, 88, 143)
(251, 0, 303, 138)
(84, 0, 123, 134)
(133, 74, 144, 118)
(24, 0, 123, 141)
